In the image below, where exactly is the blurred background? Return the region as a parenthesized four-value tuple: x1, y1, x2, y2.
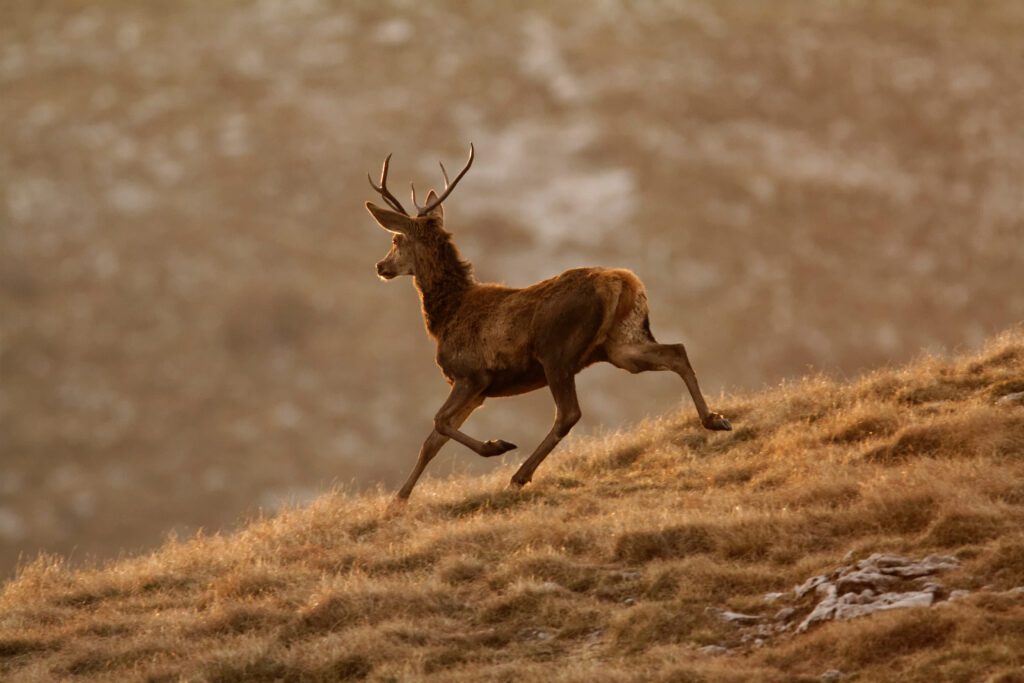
(2, 1, 1022, 576)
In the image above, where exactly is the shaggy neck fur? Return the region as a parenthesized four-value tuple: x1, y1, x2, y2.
(412, 231, 474, 338)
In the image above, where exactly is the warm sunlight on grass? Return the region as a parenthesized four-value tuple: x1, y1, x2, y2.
(2, 327, 1024, 681)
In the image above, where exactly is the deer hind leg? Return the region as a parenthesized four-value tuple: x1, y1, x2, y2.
(509, 370, 581, 489)
(434, 379, 518, 458)
(606, 341, 731, 431)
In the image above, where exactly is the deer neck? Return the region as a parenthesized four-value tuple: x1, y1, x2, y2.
(413, 238, 474, 337)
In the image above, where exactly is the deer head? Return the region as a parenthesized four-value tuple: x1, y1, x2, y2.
(365, 145, 474, 281)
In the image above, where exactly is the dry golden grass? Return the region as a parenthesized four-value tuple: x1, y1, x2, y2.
(3, 327, 1024, 681)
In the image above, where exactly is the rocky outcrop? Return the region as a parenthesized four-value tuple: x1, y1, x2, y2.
(793, 553, 959, 632)
(703, 553, 966, 651)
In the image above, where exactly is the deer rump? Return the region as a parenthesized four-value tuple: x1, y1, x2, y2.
(436, 267, 651, 398)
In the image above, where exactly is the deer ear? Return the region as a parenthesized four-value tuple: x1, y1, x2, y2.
(365, 202, 414, 234)
(422, 190, 444, 220)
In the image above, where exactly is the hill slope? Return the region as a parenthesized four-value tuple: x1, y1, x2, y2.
(3, 328, 1024, 682)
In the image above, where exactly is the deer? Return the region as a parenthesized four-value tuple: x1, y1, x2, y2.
(366, 144, 732, 501)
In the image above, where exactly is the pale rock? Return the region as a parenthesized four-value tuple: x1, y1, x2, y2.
(795, 574, 830, 598)
(996, 390, 1024, 405)
(875, 554, 958, 578)
(705, 607, 760, 625)
(799, 588, 936, 632)
(835, 569, 897, 594)
(832, 590, 934, 621)
(520, 628, 552, 641)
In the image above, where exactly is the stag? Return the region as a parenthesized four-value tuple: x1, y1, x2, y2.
(366, 145, 731, 500)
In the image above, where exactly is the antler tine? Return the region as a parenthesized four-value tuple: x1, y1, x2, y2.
(417, 143, 474, 216)
(410, 181, 422, 213)
(410, 159, 453, 214)
(367, 153, 409, 215)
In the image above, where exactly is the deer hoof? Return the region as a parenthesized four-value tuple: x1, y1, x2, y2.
(703, 413, 732, 431)
(481, 439, 517, 457)
(385, 496, 409, 516)
(508, 475, 530, 489)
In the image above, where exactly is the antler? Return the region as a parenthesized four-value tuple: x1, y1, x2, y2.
(367, 153, 410, 215)
(411, 143, 475, 216)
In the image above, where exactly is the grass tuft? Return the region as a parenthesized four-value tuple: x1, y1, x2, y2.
(837, 610, 958, 667)
(614, 525, 715, 563)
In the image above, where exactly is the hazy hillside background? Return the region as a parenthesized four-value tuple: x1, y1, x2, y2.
(2, 0, 1023, 573)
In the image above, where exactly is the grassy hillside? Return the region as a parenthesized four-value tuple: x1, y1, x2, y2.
(3, 327, 1024, 682)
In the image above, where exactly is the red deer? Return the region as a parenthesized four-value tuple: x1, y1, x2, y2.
(366, 145, 732, 500)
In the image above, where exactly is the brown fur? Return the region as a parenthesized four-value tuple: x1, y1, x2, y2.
(366, 153, 731, 499)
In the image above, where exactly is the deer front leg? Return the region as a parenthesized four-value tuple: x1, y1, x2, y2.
(509, 371, 581, 488)
(434, 379, 517, 457)
(396, 396, 482, 501)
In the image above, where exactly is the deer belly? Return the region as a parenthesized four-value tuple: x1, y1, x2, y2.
(484, 360, 548, 397)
